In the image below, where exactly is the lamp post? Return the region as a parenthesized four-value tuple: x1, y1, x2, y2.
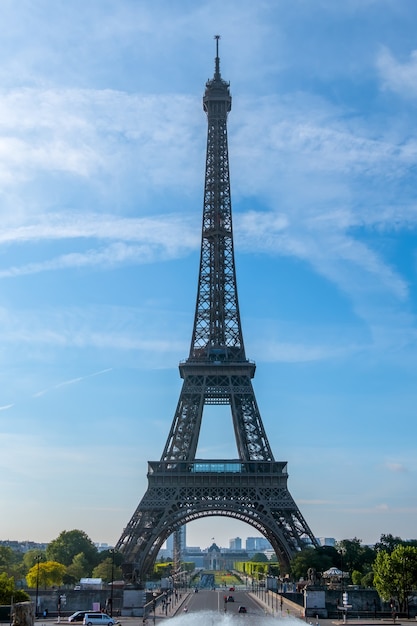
(35, 554, 42, 618)
(109, 549, 115, 617)
(338, 548, 347, 623)
(152, 592, 157, 625)
(402, 553, 410, 618)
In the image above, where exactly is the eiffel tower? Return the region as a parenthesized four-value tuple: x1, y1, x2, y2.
(116, 37, 318, 586)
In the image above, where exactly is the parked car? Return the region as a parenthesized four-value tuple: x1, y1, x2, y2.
(227, 596, 234, 602)
(229, 587, 235, 591)
(68, 612, 88, 622)
(83, 613, 115, 626)
(238, 606, 247, 613)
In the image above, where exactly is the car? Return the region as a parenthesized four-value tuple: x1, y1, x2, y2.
(83, 613, 115, 626)
(227, 596, 234, 602)
(229, 587, 235, 591)
(238, 606, 247, 613)
(68, 612, 88, 622)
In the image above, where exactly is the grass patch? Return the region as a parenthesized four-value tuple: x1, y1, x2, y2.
(213, 571, 241, 586)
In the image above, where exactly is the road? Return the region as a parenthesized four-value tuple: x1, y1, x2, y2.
(178, 588, 268, 618)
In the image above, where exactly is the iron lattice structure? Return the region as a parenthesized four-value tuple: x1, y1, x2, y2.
(116, 38, 318, 585)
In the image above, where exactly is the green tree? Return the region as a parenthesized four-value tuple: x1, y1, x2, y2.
(0, 547, 23, 579)
(96, 550, 124, 568)
(269, 564, 280, 577)
(336, 539, 375, 578)
(374, 545, 417, 612)
(92, 558, 122, 583)
(337, 538, 363, 575)
(62, 572, 78, 586)
(47, 530, 98, 570)
(0, 547, 16, 575)
(360, 545, 377, 572)
(374, 534, 404, 555)
(154, 562, 173, 578)
(290, 547, 333, 581)
(251, 563, 268, 579)
(251, 553, 268, 562)
(66, 553, 90, 581)
(22, 550, 47, 574)
(361, 571, 374, 588)
(26, 561, 66, 589)
(0, 572, 29, 604)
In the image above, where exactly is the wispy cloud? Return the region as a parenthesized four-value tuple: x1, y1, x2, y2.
(377, 47, 417, 99)
(0, 213, 199, 277)
(0, 213, 198, 245)
(0, 88, 202, 192)
(385, 462, 408, 473)
(238, 210, 409, 301)
(0, 242, 182, 278)
(32, 368, 113, 398)
(0, 404, 14, 411)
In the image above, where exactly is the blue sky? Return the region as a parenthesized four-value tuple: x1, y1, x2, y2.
(0, 0, 416, 551)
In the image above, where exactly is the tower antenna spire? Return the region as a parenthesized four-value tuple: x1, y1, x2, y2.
(214, 34, 221, 79)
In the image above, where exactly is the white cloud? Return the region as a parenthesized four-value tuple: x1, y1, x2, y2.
(238, 209, 408, 300)
(385, 462, 407, 473)
(0, 211, 199, 276)
(377, 47, 417, 98)
(0, 47, 414, 369)
(0, 304, 187, 354)
(0, 88, 202, 196)
(0, 212, 198, 245)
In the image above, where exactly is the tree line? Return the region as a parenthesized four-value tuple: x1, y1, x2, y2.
(0, 529, 123, 604)
(289, 535, 417, 612)
(1, 530, 416, 614)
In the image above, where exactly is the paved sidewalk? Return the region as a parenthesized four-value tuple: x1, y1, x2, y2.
(144, 592, 192, 623)
(250, 593, 416, 626)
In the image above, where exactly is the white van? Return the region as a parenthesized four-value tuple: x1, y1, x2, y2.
(83, 614, 115, 626)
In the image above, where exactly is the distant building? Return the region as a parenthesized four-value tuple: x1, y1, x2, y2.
(79, 578, 103, 590)
(202, 542, 248, 570)
(183, 546, 204, 568)
(94, 543, 113, 552)
(157, 547, 171, 560)
(204, 543, 222, 570)
(229, 537, 242, 550)
(165, 526, 187, 558)
(0, 540, 48, 553)
(316, 537, 336, 547)
(245, 536, 272, 552)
